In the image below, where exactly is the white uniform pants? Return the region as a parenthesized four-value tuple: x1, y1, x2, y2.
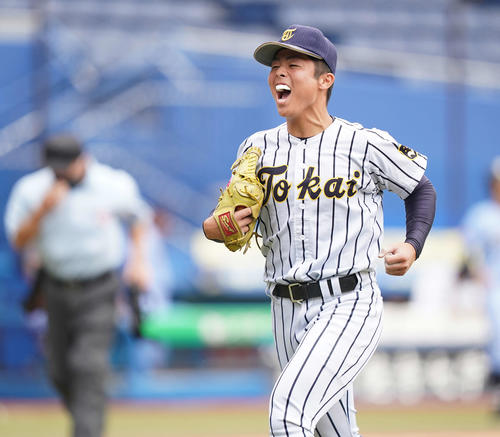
(269, 272, 383, 437)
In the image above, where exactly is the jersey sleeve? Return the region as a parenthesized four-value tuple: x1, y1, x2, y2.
(109, 169, 152, 225)
(366, 129, 428, 199)
(236, 137, 252, 160)
(235, 132, 266, 175)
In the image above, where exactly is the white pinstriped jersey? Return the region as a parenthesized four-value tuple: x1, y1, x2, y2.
(236, 116, 427, 288)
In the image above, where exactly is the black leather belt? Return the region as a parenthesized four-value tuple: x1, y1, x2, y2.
(47, 270, 114, 289)
(273, 274, 358, 303)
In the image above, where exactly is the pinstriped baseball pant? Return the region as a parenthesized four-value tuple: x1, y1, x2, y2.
(269, 272, 383, 437)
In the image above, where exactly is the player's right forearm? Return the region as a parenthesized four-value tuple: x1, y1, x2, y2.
(13, 205, 47, 250)
(202, 216, 224, 242)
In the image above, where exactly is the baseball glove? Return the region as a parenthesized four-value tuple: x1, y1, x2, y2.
(213, 146, 264, 253)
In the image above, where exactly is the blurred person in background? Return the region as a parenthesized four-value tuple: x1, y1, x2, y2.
(115, 207, 174, 382)
(4, 133, 151, 437)
(462, 156, 500, 415)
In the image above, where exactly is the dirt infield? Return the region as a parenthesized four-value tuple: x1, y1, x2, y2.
(130, 432, 500, 437)
(1, 398, 500, 437)
(357, 399, 500, 437)
(368, 433, 500, 437)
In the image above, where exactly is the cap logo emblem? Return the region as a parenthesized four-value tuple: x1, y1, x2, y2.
(281, 28, 296, 41)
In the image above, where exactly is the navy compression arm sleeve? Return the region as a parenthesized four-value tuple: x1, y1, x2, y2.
(404, 175, 436, 258)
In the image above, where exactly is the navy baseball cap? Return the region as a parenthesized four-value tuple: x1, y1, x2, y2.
(254, 25, 337, 75)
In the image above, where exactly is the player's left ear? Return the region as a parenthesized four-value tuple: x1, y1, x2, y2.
(319, 73, 335, 90)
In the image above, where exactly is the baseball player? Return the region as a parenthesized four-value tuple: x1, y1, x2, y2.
(203, 25, 436, 436)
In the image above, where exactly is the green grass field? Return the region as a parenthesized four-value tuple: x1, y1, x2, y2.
(1, 399, 500, 437)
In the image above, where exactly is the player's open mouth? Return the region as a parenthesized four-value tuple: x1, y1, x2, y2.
(276, 84, 291, 102)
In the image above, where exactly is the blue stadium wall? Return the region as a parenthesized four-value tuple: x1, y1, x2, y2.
(0, 38, 499, 396)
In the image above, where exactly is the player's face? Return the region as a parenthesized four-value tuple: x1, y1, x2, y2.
(268, 49, 323, 120)
(53, 156, 87, 187)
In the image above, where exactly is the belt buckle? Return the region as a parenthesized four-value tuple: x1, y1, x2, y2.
(288, 283, 303, 304)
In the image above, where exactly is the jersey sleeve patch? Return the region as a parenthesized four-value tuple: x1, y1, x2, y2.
(398, 144, 418, 160)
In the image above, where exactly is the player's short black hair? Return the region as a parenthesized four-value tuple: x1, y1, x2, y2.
(312, 59, 333, 103)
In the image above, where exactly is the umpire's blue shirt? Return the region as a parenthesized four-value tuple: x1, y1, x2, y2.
(4, 159, 150, 280)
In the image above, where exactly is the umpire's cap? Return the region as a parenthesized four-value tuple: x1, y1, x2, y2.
(43, 134, 83, 170)
(254, 24, 338, 75)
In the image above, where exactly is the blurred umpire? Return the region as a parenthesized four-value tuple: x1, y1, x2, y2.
(4, 134, 151, 437)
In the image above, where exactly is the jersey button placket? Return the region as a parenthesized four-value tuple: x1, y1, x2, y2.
(292, 145, 305, 262)
(297, 141, 308, 261)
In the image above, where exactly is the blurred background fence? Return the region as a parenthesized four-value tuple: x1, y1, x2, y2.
(0, 0, 499, 403)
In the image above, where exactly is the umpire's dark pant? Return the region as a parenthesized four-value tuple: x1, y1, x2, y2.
(44, 271, 119, 437)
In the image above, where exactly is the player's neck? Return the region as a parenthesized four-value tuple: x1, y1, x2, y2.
(286, 108, 333, 139)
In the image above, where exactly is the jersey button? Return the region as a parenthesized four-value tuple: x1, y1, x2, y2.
(299, 204, 305, 209)
(299, 235, 305, 240)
